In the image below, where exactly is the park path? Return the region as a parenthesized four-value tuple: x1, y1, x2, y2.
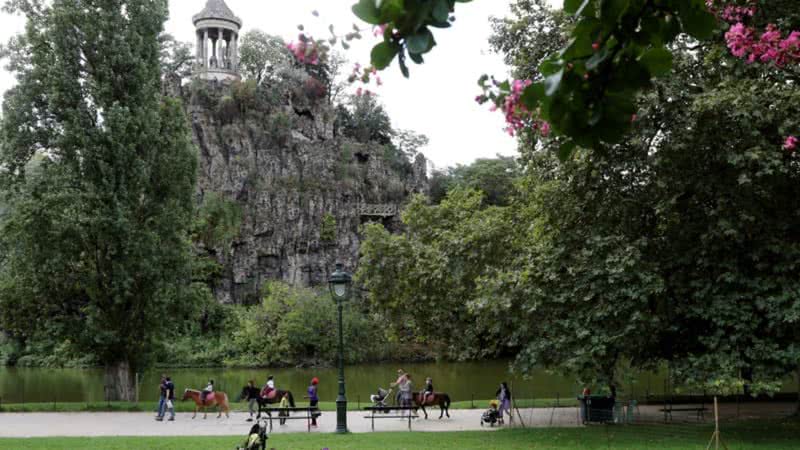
(0, 408, 581, 437)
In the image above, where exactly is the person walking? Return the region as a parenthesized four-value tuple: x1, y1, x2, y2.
(164, 376, 176, 421)
(399, 374, 413, 417)
(244, 380, 260, 422)
(278, 392, 290, 425)
(390, 369, 408, 406)
(307, 377, 320, 427)
(156, 374, 167, 421)
(496, 382, 513, 425)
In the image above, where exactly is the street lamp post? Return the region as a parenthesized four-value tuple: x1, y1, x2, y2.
(328, 263, 352, 434)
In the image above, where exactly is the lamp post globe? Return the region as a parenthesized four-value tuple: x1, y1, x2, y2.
(328, 263, 352, 434)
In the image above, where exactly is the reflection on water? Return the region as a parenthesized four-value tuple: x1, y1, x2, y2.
(2, 361, 797, 404)
(0, 361, 676, 404)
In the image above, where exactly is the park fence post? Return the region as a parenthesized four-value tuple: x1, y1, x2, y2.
(705, 396, 728, 450)
(471, 393, 474, 409)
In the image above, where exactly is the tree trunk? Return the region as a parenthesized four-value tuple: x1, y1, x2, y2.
(104, 360, 136, 402)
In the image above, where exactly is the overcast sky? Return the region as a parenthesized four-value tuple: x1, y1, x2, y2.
(0, 0, 561, 169)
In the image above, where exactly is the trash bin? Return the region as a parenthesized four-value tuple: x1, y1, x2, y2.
(578, 396, 615, 424)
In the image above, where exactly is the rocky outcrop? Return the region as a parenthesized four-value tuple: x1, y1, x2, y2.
(185, 78, 427, 304)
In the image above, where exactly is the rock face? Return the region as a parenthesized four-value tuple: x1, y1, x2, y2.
(185, 78, 427, 304)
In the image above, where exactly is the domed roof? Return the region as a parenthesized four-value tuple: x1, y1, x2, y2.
(193, 0, 242, 28)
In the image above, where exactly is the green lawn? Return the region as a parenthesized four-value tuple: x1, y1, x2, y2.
(0, 398, 572, 413)
(1, 422, 799, 450)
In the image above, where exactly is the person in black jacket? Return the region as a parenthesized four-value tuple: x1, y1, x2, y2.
(244, 380, 260, 422)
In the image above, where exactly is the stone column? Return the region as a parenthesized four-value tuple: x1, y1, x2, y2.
(196, 31, 201, 63)
(218, 28, 224, 68)
(232, 32, 238, 70)
(203, 28, 209, 69)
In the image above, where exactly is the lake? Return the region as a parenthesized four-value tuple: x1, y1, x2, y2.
(0, 361, 676, 404)
(3, 362, 795, 405)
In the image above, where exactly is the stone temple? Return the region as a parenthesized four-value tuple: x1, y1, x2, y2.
(193, 0, 242, 81)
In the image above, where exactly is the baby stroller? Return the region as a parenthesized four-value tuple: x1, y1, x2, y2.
(370, 387, 393, 413)
(236, 419, 268, 450)
(481, 401, 500, 427)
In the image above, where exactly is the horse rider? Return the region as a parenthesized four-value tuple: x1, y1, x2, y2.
(201, 379, 214, 406)
(420, 377, 434, 406)
(261, 375, 276, 399)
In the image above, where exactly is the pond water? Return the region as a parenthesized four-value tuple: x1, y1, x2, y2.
(2, 361, 796, 405)
(0, 361, 676, 404)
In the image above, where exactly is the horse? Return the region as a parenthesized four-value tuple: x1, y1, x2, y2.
(413, 391, 451, 419)
(182, 389, 231, 419)
(240, 386, 296, 419)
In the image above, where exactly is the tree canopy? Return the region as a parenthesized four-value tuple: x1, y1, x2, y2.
(357, 0, 800, 391)
(0, 0, 197, 400)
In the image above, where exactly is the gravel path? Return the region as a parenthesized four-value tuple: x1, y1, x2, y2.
(0, 408, 580, 437)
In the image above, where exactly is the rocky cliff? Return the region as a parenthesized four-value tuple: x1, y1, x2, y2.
(181, 75, 427, 304)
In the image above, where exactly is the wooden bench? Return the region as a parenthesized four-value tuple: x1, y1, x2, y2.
(257, 406, 321, 432)
(659, 403, 707, 422)
(363, 406, 419, 431)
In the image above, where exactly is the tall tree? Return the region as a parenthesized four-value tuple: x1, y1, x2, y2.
(238, 29, 293, 85)
(0, 0, 197, 400)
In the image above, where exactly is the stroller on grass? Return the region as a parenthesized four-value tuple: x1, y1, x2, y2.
(236, 419, 268, 450)
(480, 400, 500, 427)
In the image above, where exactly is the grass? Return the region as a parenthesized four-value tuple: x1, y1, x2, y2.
(1, 421, 800, 449)
(0, 398, 573, 413)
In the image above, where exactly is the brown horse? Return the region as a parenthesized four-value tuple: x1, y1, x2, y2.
(240, 386, 296, 419)
(413, 392, 451, 419)
(182, 389, 231, 419)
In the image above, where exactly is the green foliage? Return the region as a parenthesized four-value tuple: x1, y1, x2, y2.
(0, 0, 197, 399)
(355, 1, 800, 390)
(353, 0, 470, 75)
(336, 94, 393, 145)
(193, 193, 242, 250)
(320, 213, 337, 243)
(430, 156, 521, 206)
(238, 30, 293, 84)
(158, 34, 194, 82)
(228, 282, 385, 367)
(357, 191, 517, 360)
(357, 0, 720, 152)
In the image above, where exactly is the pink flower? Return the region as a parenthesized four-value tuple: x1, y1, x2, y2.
(373, 24, 389, 38)
(287, 35, 321, 65)
(784, 136, 799, 151)
(356, 87, 363, 97)
(539, 121, 551, 137)
(724, 22, 800, 67)
(725, 23, 754, 58)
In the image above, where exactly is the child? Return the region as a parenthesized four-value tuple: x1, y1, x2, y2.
(240, 423, 264, 450)
(201, 379, 214, 406)
(278, 392, 290, 425)
(483, 400, 500, 427)
(308, 377, 320, 427)
(421, 377, 434, 405)
(261, 375, 275, 399)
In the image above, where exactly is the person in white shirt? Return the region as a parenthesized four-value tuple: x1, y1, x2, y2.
(201, 379, 214, 405)
(261, 375, 276, 399)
